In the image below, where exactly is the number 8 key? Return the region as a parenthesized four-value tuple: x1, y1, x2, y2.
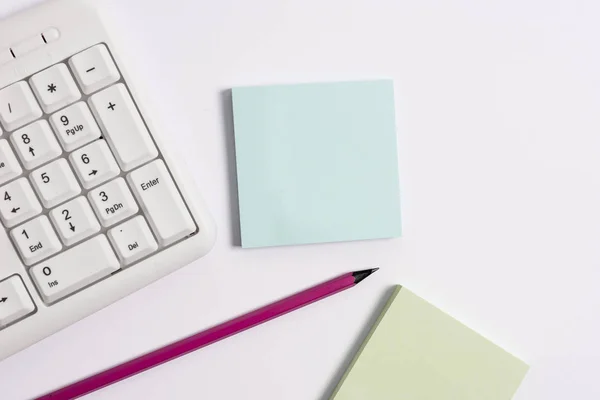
(10, 120, 62, 170)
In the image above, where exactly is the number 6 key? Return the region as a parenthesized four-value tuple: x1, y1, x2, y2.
(69, 140, 120, 189)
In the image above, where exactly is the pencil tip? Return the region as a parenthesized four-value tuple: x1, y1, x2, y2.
(352, 267, 379, 284)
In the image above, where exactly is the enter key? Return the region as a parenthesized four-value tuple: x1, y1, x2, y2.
(127, 160, 196, 246)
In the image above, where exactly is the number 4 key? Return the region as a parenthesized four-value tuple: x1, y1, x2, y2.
(0, 178, 42, 228)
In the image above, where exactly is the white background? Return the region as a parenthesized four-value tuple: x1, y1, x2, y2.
(1, 0, 600, 398)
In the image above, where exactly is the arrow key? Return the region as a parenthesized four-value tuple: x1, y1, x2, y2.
(0, 275, 36, 330)
(49, 196, 100, 246)
(10, 120, 62, 170)
(0, 178, 42, 228)
(70, 140, 120, 189)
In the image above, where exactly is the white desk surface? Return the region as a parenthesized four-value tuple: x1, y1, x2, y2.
(2, 0, 599, 398)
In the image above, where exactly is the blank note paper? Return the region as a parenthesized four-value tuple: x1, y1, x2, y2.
(231, 80, 401, 248)
(332, 286, 529, 400)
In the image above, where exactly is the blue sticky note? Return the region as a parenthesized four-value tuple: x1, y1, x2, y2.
(232, 80, 401, 248)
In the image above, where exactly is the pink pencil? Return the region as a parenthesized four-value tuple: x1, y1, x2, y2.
(36, 268, 378, 399)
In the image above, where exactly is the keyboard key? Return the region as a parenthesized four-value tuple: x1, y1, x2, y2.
(89, 83, 158, 171)
(128, 160, 195, 246)
(88, 178, 138, 227)
(69, 140, 119, 189)
(49, 196, 100, 246)
(0, 178, 42, 228)
(11, 216, 62, 266)
(0, 81, 43, 132)
(0, 275, 35, 329)
(10, 120, 62, 170)
(49, 101, 102, 152)
(108, 216, 158, 265)
(29, 63, 81, 114)
(30, 159, 80, 208)
(69, 44, 120, 95)
(30, 235, 119, 304)
(0, 139, 22, 185)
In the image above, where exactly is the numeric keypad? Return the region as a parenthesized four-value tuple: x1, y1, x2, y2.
(0, 44, 195, 307)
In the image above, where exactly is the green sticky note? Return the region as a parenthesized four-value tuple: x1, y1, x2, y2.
(231, 80, 401, 248)
(332, 287, 529, 400)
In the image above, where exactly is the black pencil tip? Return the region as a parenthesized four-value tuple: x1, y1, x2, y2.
(352, 267, 379, 284)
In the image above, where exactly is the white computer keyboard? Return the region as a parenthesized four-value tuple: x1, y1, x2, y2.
(0, 0, 216, 362)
